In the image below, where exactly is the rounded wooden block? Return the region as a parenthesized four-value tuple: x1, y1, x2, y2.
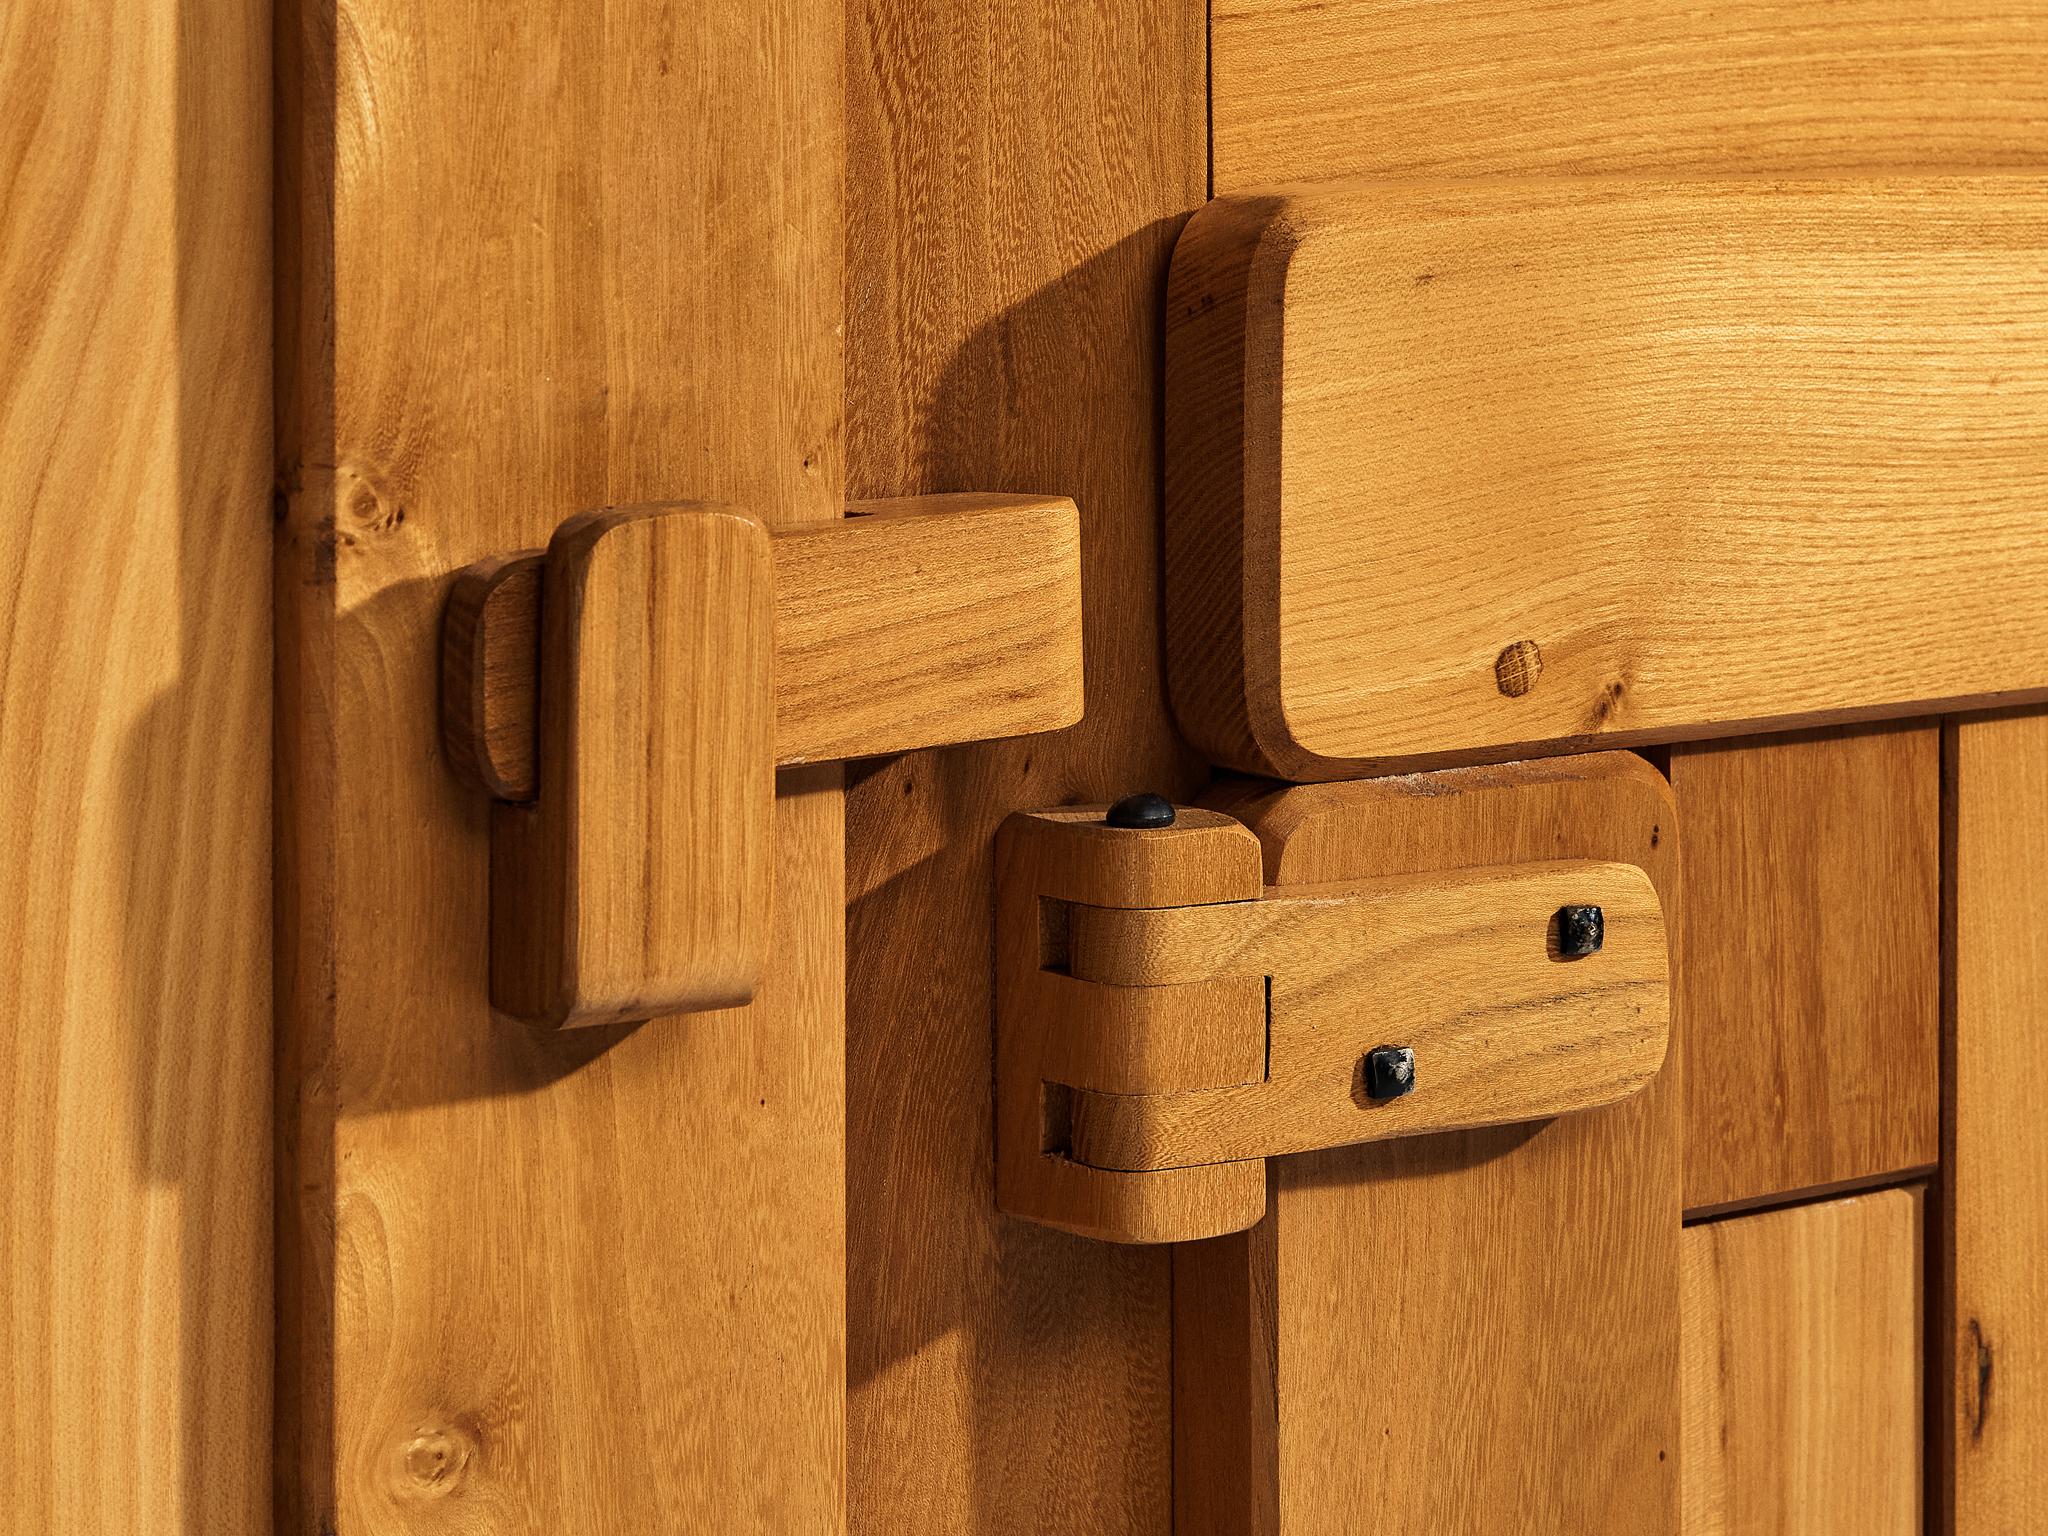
(492, 504, 775, 1027)
(1169, 176, 2048, 778)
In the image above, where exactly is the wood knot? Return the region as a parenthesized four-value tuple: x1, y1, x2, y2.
(399, 1425, 475, 1497)
(1494, 639, 1542, 698)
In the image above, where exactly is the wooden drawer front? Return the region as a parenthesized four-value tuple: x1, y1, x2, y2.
(1673, 724, 1939, 1214)
(1213, 0, 2048, 189)
(1167, 175, 2048, 779)
(1682, 1189, 1924, 1534)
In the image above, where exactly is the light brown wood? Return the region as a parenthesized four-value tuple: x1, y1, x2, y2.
(440, 553, 542, 801)
(275, 0, 845, 1528)
(1036, 972, 1268, 1097)
(1942, 710, 2048, 1531)
(1681, 1189, 1924, 1535)
(1211, 0, 2048, 190)
(491, 505, 775, 1028)
(1063, 860, 1669, 1170)
(0, 0, 271, 1530)
(444, 492, 1085, 799)
(1180, 753, 1680, 1535)
(774, 493, 1084, 764)
(1672, 723, 1939, 1214)
(843, 0, 1206, 1527)
(994, 807, 1269, 1244)
(1167, 175, 2048, 779)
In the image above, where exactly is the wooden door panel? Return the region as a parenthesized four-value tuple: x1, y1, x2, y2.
(1944, 712, 2048, 1530)
(1, 1, 270, 1531)
(1681, 1189, 1924, 1534)
(1183, 757, 1681, 1534)
(842, 2, 1207, 1532)
(274, 0, 844, 1528)
(1672, 724, 1940, 1213)
(1213, 0, 2048, 189)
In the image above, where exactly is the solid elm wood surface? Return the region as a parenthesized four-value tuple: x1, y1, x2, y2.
(1211, 0, 2048, 189)
(441, 492, 1085, 800)
(1180, 754, 1680, 1535)
(0, 0, 271, 1529)
(1672, 723, 1940, 1213)
(842, 0, 1208, 1529)
(1063, 860, 1669, 1170)
(274, 0, 845, 1527)
(489, 506, 775, 1028)
(1166, 175, 2048, 779)
(1680, 1190, 1924, 1535)
(1942, 711, 2048, 1530)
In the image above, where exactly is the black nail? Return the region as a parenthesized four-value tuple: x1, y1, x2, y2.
(1104, 792, 1175, 830)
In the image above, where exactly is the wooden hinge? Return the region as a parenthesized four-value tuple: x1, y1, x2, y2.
(995, 789, 1672, 1244)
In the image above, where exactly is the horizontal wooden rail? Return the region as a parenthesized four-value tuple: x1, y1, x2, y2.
(1168, 174, 2048, 778)
(995, 787, 1671, 1243)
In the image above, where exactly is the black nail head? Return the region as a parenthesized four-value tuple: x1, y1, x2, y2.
(1105, 792, 1176, 830)
(1364, 1045, 1416, 1102)
(1557, 904, 1604, 958)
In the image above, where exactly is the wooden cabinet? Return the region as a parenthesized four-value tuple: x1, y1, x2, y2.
(7, 2, 2048, 1534)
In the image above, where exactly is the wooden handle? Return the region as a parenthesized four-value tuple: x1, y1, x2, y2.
(452, 492, 1085, 1027)
(444, 492, 1084, 800)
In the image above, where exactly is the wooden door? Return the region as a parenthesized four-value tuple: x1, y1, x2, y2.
(6, 3, 2048, 1535)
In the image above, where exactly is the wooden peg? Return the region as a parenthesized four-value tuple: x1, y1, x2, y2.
(490, 505, 774, 1028)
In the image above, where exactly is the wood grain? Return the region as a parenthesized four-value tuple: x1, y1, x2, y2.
(491, 506, 775, 1028)
(843, 0, 1207, 1526)
(994, 807, 1269, 1245)
(1942, 710, 2048, 1531)
(1681, 1189, 1924, 1535)
(775, 493, 1085, 764)
(1167, 175, 2048, 778)
(442, 492, 1086, 799)
(0, 0, 271, 1531)
(1672, 724, 1939, 1214)
(1181, 754, 1680, 1535)
(1211, 0, 2048, 190)
(1065, 860, 1669, 1170)
(441, 552, 541, 801)
(275, 0, 845, 1527)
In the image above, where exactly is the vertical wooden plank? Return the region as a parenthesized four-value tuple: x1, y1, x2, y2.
(0, 0, 271, 1531)
(1671, 725, 1940, 1213)
(1681, 1189, 1924, 1535)
(1185, 755, 1681, 1534)
(1943, 712, 2048, 1531)
(275, 0, 844, 1528)
(843, 1, 1205, 1529)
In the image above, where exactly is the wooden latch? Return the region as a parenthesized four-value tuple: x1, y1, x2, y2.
(996, 791, 1671, 1244)
(443, 493, 1082, 1028)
